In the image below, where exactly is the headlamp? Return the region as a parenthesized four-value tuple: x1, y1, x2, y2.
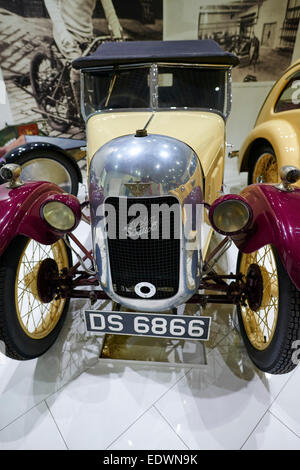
(42, 201, 76, 232)
(211, 199, 251, 235)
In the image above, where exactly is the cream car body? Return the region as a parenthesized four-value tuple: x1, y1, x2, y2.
(74, 40, 238, 311)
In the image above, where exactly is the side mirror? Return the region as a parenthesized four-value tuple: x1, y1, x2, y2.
(276, 165, 300, 192)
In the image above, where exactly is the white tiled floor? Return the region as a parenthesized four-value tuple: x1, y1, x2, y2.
(1, 156, 300, 449)
(242, 411, 300, 450)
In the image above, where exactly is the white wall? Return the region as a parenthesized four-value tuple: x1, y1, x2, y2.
(227, 81, 274, 149)
(163, 0, 200, 40)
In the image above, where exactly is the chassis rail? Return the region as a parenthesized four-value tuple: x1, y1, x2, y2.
(52, 232, 246, 308)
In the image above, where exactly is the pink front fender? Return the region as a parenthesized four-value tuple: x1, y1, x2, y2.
(230, 184, 300, 291)
(0, 181, 79, 255)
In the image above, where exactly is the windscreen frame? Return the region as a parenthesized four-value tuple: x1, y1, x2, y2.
(80, 62, 232, 121)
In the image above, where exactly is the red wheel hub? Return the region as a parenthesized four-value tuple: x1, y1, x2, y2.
(245, 263, 263, 311)
(37, 258, 59, 303)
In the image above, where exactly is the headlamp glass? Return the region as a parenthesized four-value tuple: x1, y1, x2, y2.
(212, 200, 250, 234)
(43, 201, 75, 231)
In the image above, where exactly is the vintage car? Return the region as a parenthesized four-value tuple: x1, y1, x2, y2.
(0, 40, 300, 376)
(238, 58, 300, 184)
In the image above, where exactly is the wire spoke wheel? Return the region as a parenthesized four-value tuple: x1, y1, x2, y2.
(15, 239, 69, 340)
(237, 245, 300, 374)
(34, 57, 54, 95)
(249, 145, 278, 185)
(239, 245, 279, 351)
(30, 50, 71, 132)
(0, 236, 72, 360)
(252, 152, 278, 184)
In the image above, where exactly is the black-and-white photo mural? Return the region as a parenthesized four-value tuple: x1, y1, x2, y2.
(164, 0, 300, 82)
(0, 0, 162, 138)
(2, 0, 300, 140)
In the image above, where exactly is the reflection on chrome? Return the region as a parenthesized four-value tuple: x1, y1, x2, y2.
(89, 133, 204, 312)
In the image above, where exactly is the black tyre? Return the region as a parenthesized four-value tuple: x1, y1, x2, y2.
(5, 148, 80, 195)
(0, 236, 72, 360)
(248, 144, 278, 185)
(30, 51, 71, 133)
(237, 245, 300, 374)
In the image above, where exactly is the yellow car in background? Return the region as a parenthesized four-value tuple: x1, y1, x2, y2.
(239, 59, 300, 184)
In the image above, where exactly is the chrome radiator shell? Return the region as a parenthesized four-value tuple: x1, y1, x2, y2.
(89, 133, 204, 311)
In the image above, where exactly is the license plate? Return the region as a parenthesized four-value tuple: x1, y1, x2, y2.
(84, 310, 211, 341)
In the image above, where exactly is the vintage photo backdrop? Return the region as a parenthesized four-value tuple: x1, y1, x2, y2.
(0, 0, 162, 138)
(1, 0, 300, 138)
(164, 0, 300, 82)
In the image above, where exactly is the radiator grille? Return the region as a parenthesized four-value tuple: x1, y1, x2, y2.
(105, 196, 180, 299)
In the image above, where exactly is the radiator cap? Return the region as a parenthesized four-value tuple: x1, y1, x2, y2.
(135, 129, 147, 137)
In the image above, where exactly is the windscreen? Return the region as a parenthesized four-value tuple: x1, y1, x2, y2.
(82, 64, 229, 119)
(82, 66, 151, 118)
(157, 66, 227, 114)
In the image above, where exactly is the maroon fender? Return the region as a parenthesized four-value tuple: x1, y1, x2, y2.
(221, 184, 300, 291)
(0, 181, 81, 255)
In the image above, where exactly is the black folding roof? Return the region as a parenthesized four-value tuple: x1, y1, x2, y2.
(73, 40, 239, 69)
